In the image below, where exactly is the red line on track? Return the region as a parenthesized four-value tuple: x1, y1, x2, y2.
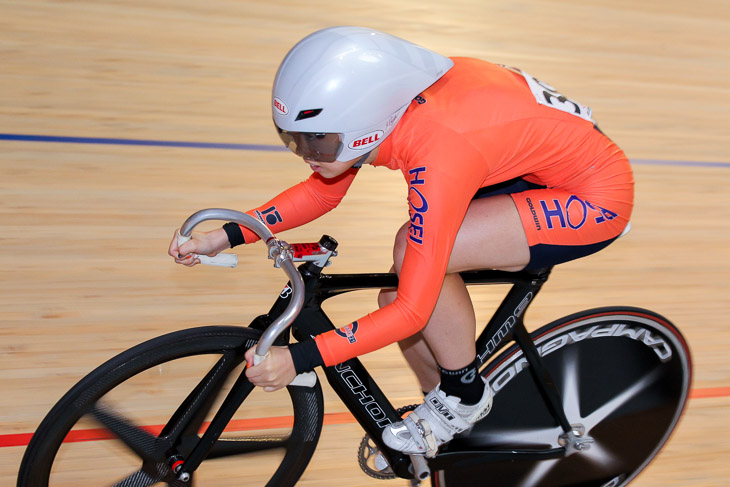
(688, 386, 730, 399)
(2, 389, 727, 449)
(0, 412, 355, 448)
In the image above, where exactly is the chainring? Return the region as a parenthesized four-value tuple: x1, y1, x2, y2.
(357, 404, 419, 480)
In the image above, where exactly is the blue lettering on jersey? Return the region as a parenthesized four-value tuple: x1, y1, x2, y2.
(336, 321, 359, 344)
(540, 199, 567, 229)
(586, 200, 618, 224)
(538, 196, 618, 230)
(256, 206, 283, 226)
(565, 195, 588, 230)
(408, 167, 429, 245)
(526, 198, 542, 231)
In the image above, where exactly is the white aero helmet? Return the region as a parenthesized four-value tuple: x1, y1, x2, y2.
(272, 26, 454, 163)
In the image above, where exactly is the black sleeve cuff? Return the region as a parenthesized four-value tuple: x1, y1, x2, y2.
(222, 222, 246, 248)
(288, 340, 325, 374)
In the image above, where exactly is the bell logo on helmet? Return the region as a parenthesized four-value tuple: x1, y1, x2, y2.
(348, 130, 383, 150)
(273, 97, 288, 115)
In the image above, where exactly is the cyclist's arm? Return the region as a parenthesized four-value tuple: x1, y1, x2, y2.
(226, 168, 359, 246)
(310, 136, 488, 367)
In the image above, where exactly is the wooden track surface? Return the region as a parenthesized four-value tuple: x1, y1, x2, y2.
(1, 1, 729, 485)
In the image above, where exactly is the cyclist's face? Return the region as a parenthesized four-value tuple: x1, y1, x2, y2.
(304, 148, 378, 179)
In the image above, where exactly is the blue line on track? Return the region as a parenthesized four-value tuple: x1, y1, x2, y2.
(0, 133, 288, 152)
(630, 158, 730, 168)
(2, 133, 728, 167)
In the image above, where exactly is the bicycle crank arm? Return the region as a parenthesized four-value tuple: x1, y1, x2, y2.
(409, 454, 430, 481)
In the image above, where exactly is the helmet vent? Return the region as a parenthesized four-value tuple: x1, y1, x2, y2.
(295, 108, 323, 121)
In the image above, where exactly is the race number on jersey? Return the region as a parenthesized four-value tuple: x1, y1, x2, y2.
(504, 66, 594, 122)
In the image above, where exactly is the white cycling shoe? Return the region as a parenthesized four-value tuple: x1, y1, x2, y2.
(382, 379, 493, 458)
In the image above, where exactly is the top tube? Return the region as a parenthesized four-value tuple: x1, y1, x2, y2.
(307, 267, 553, 299)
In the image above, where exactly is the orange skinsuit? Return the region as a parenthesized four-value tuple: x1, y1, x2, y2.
(237, 58, 634, 367)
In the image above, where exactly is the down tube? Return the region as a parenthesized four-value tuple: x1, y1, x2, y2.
(294, 306, 403, 431)
(292, 304, 413, 478)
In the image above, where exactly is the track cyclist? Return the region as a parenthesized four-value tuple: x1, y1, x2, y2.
(169, 26, 633, 459)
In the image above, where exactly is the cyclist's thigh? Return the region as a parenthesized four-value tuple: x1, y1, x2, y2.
(447, 193, 530, 272)
(511, 187, 632, 269)
(448, 180, 632, 272)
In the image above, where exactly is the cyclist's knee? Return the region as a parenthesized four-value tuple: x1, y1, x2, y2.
(378, 287, 396, 308)
(392, 222, 409, 271)
(378, 263, 397, 309)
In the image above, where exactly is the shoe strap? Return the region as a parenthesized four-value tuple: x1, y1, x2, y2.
(423, 391, 472, 434)
(403, 413, 438, 457)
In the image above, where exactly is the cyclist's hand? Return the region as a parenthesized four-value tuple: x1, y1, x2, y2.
(244, 346, 297, 392)
(168, 228, 230, 267)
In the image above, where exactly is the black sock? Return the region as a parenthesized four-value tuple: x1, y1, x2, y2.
(439, 359, 485, 405)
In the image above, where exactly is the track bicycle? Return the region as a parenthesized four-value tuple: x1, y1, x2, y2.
(17, 208, 692, 486)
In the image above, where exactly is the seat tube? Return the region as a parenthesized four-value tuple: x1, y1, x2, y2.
(475, 280, 540, 365)
(471, 271, 572, 433)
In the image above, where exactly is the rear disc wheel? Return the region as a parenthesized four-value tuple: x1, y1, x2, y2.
(435, 307, 691, 487)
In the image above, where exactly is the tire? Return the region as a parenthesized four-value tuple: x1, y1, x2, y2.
(434, 307, 692, 487)
(18, 326, 324, 487)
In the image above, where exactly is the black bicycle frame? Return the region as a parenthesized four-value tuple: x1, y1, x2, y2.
(247, 260, 575, 479)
